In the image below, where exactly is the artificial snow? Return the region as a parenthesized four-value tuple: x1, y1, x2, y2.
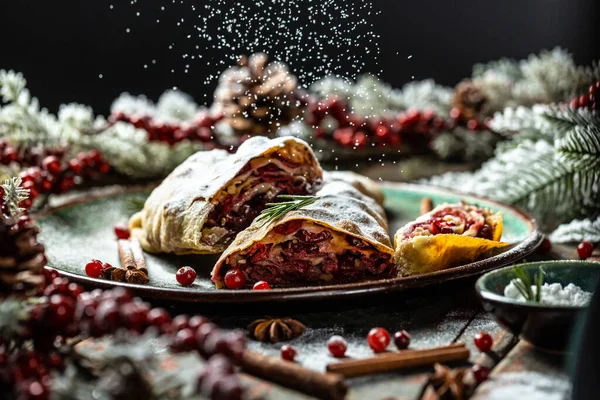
(504, 279, 592, 306)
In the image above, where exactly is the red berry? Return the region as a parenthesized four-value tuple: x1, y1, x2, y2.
(579, 95, 589, 107)
(172, 315, 190, 331)
(67, 159, 82, 174)
(538, 237, 552, 253)
(472, 364, 490, 383)
(20, 379, 49, 400)
(393, 330, 411, 350)
(114, 224, 131, 240)
(367, 327, 390, 353)
(252, 281, 271, 290)
(85, 260, 103, 278)
(43, 268, 59, 283)
(58, 176, 75, 193)
(52, 278, 69, 294)
(570, 98, 580, 109)
(176, 266, 197, 286)
(224, 269, 246, 290)
(147, 308, 171, 327)
(188, 315, 210, 331)
(67, 283, 83, 299)
(577, 241, 594, 259)
(280, 345, 297, 361)
(474, 331, 493, 352)
(120, 302, 148, 331)
(42, 156, 62, 175)
(94, 299, 120, 330)
(98, 162, 111, 174)
(47, 295, 75, 328)
(327, 335, 347, 357)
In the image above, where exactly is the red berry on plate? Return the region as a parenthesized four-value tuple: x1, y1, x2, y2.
(577, 241, 594, 259)
(280, 345, 297, 361)
(472, 364, 490, 383)
(85, 260, 103, 278)
(367, 327, 390, 353)
(114, 224, 130, 240)
(42, 156, 61, 175)
(176, 267, 197, 286)
(327, 335, 347, 357)
(394, 330, 411, 350)
(224, 269, 246, 290)
(253, 281, 271, 290)
(538, 237, 552, 253)
(474, 331, 493, 352)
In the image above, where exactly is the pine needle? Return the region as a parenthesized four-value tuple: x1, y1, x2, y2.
(1, 177, 29, 217)
(256, 195, 319, 226)
(126, 196, 147, 213)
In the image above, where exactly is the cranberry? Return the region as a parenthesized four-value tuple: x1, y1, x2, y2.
(207, 354, 235, 375)
(120, 302, 148, 331)
(188, 315, 209, 331)
(224, 269, 246, 290)
(114, 224, 130, 240)
(394, 330, 411, 350)
(172, 315, 190, 331)
(577, 241, 594, 259)
(171, 328, 197, 352)
(176, 266, 197, 286)
(217, 376, 244, 400)
(539, 237, 552, 253)
(280, 345, 297, 361)
(94, 300, 120, 330)
(196, 323, 217, 347)
(42, 156, 62, 176)
(85, 260, 103, 278)
(147, 308, 171, 327)
(67, 159, 82, 174)
(474, 331, 493, 353)
(472, 364, 490, 383)
(47, 295, 75, 328)
(67, 283, 83, 299)
(367, 327, 390, 353)
(51, 278, 69, 294)
(327, 335, 347, 357)
(252, 281, 271, 290)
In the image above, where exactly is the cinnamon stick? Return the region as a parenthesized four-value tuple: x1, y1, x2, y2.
(241, 350, 347, 400)
(326, 344, 470, 378)
(117, 239, 149, 284)
(420, 197, 434, 215)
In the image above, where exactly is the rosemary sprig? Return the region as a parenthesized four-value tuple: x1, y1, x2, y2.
(126, 196, 147, 213)
(510, 265, 546, 302)
(256, 195, 319, 226)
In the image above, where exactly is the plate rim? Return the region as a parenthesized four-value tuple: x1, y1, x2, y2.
(37, 181, 543, 303)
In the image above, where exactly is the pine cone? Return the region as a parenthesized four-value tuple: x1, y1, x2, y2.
(452, 80, 489, 120)
(213, 53, 306, 137)
(0, 214, 46, 297)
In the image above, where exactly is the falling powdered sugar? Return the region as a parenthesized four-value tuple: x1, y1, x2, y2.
(504, 279, 592, 306)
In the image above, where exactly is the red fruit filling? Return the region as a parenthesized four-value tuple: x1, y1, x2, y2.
(201, 156, 320, 247)
(218, 220, 393, 285)
(402, 203, 497, 241)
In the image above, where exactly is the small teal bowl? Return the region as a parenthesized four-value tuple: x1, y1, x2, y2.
(475, 260, 600, 351)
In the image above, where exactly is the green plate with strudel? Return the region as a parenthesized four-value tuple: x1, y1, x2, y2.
(38, 136, 542, 303)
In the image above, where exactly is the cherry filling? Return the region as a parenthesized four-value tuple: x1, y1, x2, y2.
(405, 207, 493, 240)
(223, 223, 394, 285)
(203, 161, 317, 245)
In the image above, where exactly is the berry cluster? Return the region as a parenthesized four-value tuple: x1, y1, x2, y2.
(110, 110, 224, 147)
(306, 97, 489, 149)
(0, 141, 111, 212)
(569, 81, 600, 110)
(0, 269, 247, 400)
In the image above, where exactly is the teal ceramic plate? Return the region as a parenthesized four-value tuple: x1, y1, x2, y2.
(476, 261, 600, 351)
(37, 182, 542, 303)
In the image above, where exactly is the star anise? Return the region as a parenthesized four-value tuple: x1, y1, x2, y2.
(421, 363, 470, 400)
(248, 317, 307, 343)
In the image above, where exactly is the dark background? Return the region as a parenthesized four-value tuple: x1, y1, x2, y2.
(1, 0, 598, 116)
